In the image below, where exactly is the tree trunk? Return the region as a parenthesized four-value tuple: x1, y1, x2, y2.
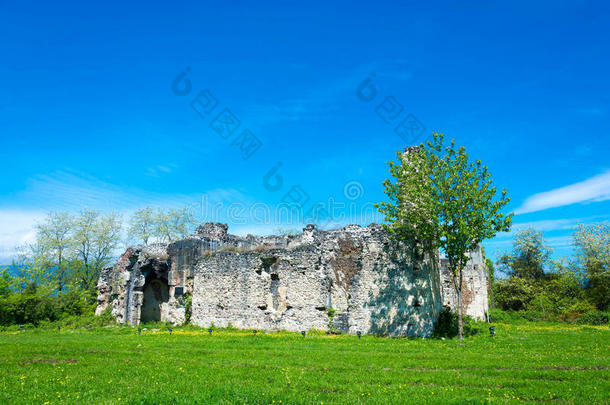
(451, 265, 465, 341)
(457, 286, 464, 340)
(57, 251, 63, 295)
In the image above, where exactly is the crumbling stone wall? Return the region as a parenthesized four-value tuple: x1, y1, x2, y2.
(96, 222, 282, 326)
(191, 224, 441, 336)
(97, 222, 488, 336)
(95, 244, 173, 325)
(439, 246, 489, 320)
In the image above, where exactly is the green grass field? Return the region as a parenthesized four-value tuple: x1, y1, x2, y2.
(0, 323, 608, 404)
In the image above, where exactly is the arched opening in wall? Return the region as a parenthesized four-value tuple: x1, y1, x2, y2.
(141, 279, 169, 322)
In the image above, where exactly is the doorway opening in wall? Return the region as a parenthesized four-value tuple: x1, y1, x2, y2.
(141, 279, 169, 322)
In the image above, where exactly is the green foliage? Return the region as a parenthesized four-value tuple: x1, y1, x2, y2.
(491, 225, 607, 322)
(577, 310, 609, 325)
(0, 293, 61, 326)
(58, 287, 97, 316)
(498, 228, 552, 280)
(485, 257, 496, 308)
(0, 268, 11, 298)
(127, 207, 156, 245)
(0, 284, 97, 327)
(72, 209, 122, 291)
(154, 206, 197, 242)
(485, 257, 495, 284)
(376, 133, 512, 338)
(493, 277, 536, 311)
(33, 211, 73, 292)
(49, 308, 115, 329)
(493, 269, 590, 316)
(489, 308, 609, 326)
(9, 262, 55, 296)
(128, 205, 198, 244)
(433, 307, 481, 338)
(573, 222, 610, 310)
(376, 133, 512, 268)
(19, 210, 122, 295)
(489, 308, 523, 323)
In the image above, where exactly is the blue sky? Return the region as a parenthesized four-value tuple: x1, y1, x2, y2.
(1, 1, 609, 264)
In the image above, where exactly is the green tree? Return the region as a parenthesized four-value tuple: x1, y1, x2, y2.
(376, 133, 512, 339)
(498, 228, 551, 280)
(574, 223, 610, 310)
(9, 253, 54, 296)
(73, 210, 122, 292)
(0, 268, 12, 298)
(128, 207, 156, 245)
(154, 206, 196, 242)
(493, 277, 536, 311)
(485, 257, 496, 308)
(32, 212, 74, 293)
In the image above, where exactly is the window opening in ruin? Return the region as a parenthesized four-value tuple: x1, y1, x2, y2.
(259, 257, 277, 275)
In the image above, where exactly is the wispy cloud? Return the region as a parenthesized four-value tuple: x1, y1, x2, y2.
(15, 171, 186, 212)
(145, 164, 175, 178)
(515, 170, 610, 214)
(9, 170, 250, 214)
(0, 171, 253, 263)
(0, 210, 45, 263)
(510, 216, 610, 233)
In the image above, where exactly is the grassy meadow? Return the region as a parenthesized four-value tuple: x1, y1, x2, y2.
(0, 323, 608, 404)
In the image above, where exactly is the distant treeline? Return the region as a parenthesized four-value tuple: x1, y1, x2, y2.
(488, 224, 609, 324)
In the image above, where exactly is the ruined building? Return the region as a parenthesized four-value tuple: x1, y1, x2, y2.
(96, 223, 488, 337)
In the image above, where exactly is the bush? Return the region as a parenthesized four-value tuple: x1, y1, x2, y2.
(525, 294, 555, 314)
(577, 311, 609, 325)
(518, 310, 548, 322)
(493, 277, 536, 311)
(59, 289, 96, 316)
(489, 309, 524, 323)
(433, 307, 481, 338)
(0, 293, 61, 326)
(567, 301, 597, 314)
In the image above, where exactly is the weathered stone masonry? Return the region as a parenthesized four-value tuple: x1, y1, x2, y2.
(96, 223, 488, 336)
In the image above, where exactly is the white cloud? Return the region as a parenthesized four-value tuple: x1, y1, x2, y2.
(516, 170, 610, 214)
(0, 171, 253, 264)
(0, 210, 45, 264)
(510, 215, 610, 233)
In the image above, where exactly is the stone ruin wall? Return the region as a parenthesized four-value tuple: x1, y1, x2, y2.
(439, 246, 489, 320)
(192, 224, 442, 336)
(95, 223, 285, 326)
(96, 223, 488, 337)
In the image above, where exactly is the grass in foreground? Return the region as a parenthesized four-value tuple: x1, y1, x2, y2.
(0, 323, 608, 404)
